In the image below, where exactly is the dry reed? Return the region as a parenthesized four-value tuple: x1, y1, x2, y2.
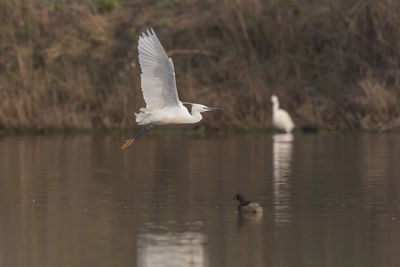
(0, 0, 399, 131)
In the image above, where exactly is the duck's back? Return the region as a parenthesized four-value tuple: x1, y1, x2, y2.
(239, 201, 263, 215)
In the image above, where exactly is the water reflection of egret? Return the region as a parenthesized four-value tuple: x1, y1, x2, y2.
(137, 231, 207, 267)
(272, 133, 294, 224)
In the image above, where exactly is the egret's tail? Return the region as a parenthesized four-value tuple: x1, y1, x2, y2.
(135, 108, 153, 125)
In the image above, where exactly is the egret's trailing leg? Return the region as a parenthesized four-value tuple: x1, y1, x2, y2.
(121, 123, 157, 150)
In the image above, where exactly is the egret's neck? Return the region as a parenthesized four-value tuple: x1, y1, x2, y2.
(273, 102, 279, 111)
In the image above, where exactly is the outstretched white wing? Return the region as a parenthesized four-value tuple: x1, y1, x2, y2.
(138, 29, 180, 110)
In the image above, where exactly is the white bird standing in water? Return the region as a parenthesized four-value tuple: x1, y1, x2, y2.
(271, 95, 295, 133)
(122, 29, 222, 149)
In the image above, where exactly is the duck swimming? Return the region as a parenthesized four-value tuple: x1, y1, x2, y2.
(233, 193, 263, 216)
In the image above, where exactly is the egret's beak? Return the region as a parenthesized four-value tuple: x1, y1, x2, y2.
(206, 107, 223, 111)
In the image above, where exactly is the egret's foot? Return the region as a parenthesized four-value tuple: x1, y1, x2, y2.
(121, 139, 134, 150)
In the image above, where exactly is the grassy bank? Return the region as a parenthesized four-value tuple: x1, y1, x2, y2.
(0, 0, 400, 131)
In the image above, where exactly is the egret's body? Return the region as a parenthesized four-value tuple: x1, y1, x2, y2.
(135, 104, 205, 125)
(271, 95, 295, 133)
(122, 29, 222, 149)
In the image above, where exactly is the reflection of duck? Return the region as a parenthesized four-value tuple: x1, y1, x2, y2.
(233, 193, 263, 216)
(271, 95, 295, 133)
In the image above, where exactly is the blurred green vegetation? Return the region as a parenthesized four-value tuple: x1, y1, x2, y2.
(97, 0, 118, 13)
(0, 0, 399, 132)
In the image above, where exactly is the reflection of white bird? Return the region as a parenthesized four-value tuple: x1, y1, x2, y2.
(122, 29, 222, 149)
(138, 232, 206, 266)
(273, 133, 293, 224)
(271, 95, 295, 133)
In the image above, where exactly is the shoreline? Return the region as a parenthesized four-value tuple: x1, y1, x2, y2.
(0, 127, 395, 137)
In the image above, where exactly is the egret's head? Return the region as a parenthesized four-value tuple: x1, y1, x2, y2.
(271, 95, 280, 109)
(271, 95, 279, 104)
(186, 103, 223, 114)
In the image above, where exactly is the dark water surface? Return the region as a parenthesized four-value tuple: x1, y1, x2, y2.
(0, 134, 399, 267)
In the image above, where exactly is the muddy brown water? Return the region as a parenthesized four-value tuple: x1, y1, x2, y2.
(0, 133, 399, 267)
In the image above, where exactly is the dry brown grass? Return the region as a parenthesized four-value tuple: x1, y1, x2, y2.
(0, 0, 400, 131)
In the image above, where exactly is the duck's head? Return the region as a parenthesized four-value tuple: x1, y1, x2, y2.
(233, 193, 246, 203)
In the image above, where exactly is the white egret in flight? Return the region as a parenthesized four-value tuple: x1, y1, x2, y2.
(122, 29, 223, 149)
(271, 95, 295, 133)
